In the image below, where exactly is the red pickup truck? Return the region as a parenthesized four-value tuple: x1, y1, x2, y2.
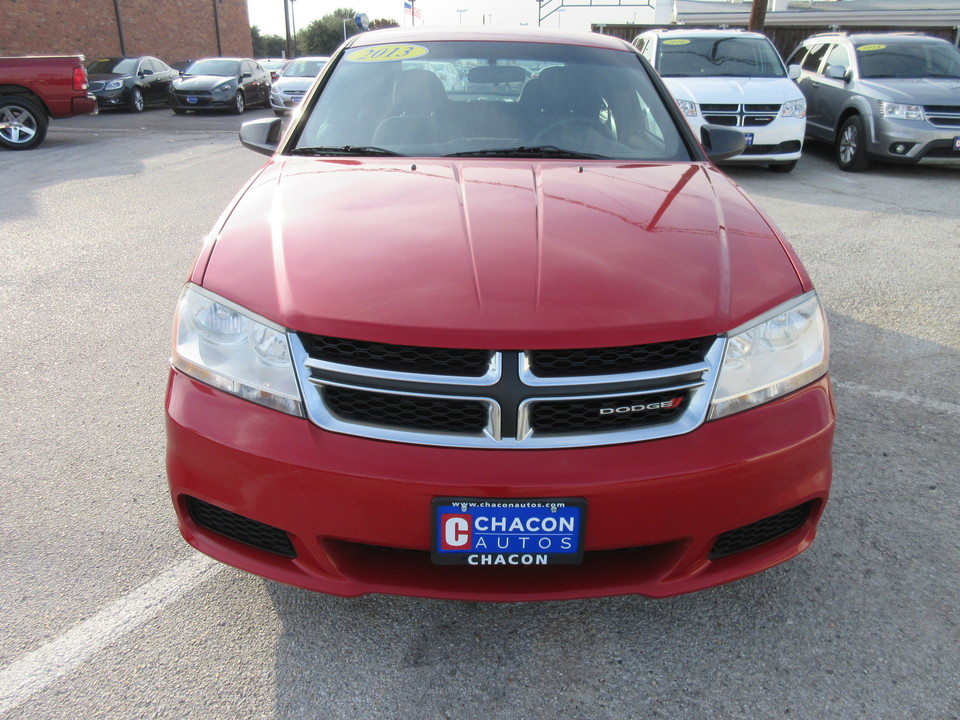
(0, 55, 98, 150)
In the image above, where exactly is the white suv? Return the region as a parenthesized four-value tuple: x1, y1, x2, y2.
(634, 29, 807, 172)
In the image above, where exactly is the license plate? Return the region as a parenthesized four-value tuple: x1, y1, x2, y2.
(431, 498, 586, 566)
(187, 96, 198, 104)
(954, 136, 960, 151)
(743, 132, 755, 146)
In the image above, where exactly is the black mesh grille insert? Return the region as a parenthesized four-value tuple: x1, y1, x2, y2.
(300, 334, 492, 376)
(709, 502, 812, 560)
(531, 390, 687, 434)
(529, 337, 712, 377)
(324, 385, 488, 433)
(187, 497, 296, 558)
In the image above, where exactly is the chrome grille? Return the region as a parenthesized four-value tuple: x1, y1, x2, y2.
(701, 103, 781, 127)
(88, 81, 106, 92)
(291, 334, 724, 449)
(924, 105, 960, 128)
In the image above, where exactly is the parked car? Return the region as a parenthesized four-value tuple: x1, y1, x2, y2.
(0, 55, 97, 149)
(86, 56, 179, 112)
(169, 58, 270, 114)
(634, 29, 807, 172)
(166, 28, 834, 601)
(269, 56, 328, 116)
(787, 32, 960, 171)
(258, 58, 289, 84)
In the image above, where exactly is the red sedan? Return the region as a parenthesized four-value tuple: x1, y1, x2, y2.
(166, 28, 834, 600)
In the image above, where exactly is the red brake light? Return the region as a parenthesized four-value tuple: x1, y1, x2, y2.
(73, 66, 88, 91)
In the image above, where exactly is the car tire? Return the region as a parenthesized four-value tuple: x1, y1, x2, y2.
(231, 91, 245, 115)
(172, 107, 187, 115)
(837, 115, 870, 172)
(0, 95, 48, 150)
(768, 160, 798, 173)
(129, 88, 145, 113)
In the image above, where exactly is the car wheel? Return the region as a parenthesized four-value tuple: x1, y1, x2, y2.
(129, 88, 145, 113)
(0, 95, 48, 150)
(768, 160, 798, 173)
(231, 91, 245, 115)
(837, 115, 870, 172)
(172, 107, 187, 115)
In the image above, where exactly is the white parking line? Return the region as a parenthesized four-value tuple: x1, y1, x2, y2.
(0, 554, 223, 716)
(835, 381, 960, 416)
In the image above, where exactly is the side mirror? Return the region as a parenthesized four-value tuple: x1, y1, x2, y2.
(700, 125, 746, 162)
(787, 64, 801, 80)
(242, 72, 253, 79)
(240, 118, 283, 156)
(824, 65, 849, 81)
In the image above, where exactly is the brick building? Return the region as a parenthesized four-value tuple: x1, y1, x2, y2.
(0, 0, 253, 64)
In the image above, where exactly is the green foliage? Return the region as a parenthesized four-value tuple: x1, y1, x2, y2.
(298, 9, 399, 56)
(251, 25, 286, 58)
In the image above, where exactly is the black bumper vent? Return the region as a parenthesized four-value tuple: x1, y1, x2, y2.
(187, 497, 296, 558)
(709, 502, 812, 560)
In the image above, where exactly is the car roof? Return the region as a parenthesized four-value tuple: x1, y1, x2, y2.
(805, 32, 950, 46)
(641, 29, 767, 40)
(347, 26, 634, 52)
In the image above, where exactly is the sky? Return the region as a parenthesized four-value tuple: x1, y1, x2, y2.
(246, 0, 660, 37)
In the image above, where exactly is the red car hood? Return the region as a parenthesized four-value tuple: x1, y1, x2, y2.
(200, 158, 804, 348)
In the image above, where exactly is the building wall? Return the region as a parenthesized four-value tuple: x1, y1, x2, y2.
(0, 0, 253, 64)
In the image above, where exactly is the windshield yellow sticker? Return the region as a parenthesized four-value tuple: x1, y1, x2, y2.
(663, 39, 691, 46)
(345, 45, 429, 63)
(857, 44, 886, 52)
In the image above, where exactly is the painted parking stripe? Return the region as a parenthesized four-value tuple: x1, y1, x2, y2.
(0, 554, 223, 716)
(835, 381, 960, 416)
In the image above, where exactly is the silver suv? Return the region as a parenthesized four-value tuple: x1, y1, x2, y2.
(787, 33, 960, 171)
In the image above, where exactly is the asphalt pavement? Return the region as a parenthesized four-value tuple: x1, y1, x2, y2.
(0, 107, 957, 719)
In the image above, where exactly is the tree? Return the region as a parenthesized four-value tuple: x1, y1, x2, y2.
(298, 9, 399, 56)
(251, 25, 286, 58)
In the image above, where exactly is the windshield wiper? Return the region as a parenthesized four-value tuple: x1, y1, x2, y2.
(291, 145, 406, 157)
(444, 145, 609, 159)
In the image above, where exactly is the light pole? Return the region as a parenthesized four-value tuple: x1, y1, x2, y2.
(456, 8, 467, 24)
(290, 0, 297, 57)
(342, 17, 350, 41)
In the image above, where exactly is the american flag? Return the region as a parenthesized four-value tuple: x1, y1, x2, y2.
(404, 1, 422, 19)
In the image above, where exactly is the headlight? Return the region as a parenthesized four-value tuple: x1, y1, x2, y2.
(214, 82, 234, 93)
(780, 98, 807, 118)
(709, 292, 828, 420)
(676, 99, 698, 118)
(171, 285, 303, 417)
(104, 79, 125, 90)
(878, 101, 924, 121)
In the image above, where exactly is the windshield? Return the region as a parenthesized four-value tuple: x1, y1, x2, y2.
(293, 40, 690, 161)
(657, 36, 787, 78)
(185, 59, 240, 77)
(856, 41, 960, 79)
(283, 58, 328, 78)
(88, 58, 137, 75)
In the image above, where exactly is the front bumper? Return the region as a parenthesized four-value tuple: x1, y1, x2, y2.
(692, 116, 806, 163)
(166, 369, 835, 600)
(868, 115, 960, 163)
(169, 91, 233, 111)
(92, 88, 129, 108)
(269, 93, 304, 113)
